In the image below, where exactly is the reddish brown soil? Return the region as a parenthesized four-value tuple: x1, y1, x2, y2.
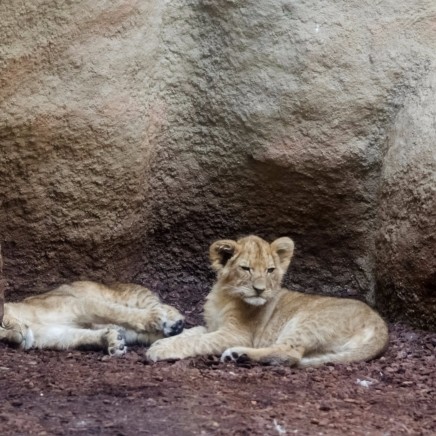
(0, 323, 434, 435)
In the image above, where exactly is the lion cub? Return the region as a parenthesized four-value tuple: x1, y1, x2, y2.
(147, 236, 388, 367)
(1, 281, 184, 356)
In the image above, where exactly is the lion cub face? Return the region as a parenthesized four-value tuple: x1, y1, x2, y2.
(209, 235, 294, 306)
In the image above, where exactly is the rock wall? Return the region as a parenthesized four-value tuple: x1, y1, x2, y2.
(376, 72, 436, 329)
(0, 245, 5, 324)
(0, 0, 435, 328)
(0, 1, 167, 293)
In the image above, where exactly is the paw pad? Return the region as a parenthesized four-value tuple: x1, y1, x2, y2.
(221, 349, 249, 364)
(109, 343, 126, 356)
(107, 328, 127, 357)
(163, 319, 185, 337)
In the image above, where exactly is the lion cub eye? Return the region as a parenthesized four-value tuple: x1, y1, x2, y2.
(240, 266, 251, 272)
(267, 267, 275, 274)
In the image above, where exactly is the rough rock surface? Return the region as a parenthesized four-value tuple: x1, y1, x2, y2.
(0, 1, 435, 327)
(376, 72, 436, 329)
(0, 245, 4, 324)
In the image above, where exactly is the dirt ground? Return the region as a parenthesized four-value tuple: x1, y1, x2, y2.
(0, 323, 434, 435)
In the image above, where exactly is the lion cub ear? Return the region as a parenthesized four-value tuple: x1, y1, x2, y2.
(209, 240, 240, 271)
(271, 237, 295, 270)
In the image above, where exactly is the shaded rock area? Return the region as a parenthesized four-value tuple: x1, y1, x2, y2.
(0, 324, 434, 435)
(0, 1, 435, 328)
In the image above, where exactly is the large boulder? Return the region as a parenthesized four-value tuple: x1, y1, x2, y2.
(0, 245, 5, 324)
(376, 72, 436, 329)
(0, 1, 167, 294)
(0, 1, 434, 328)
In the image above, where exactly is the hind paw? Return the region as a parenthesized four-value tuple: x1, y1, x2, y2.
(106, 328, 127, 357)
(221, 348, 249, 363)
(0, 319, 34, 349)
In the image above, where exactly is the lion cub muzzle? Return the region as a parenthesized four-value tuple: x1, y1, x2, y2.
(252, 277, 267, 296)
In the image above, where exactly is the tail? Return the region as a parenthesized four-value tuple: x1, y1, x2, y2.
(298, 350, 370, 368)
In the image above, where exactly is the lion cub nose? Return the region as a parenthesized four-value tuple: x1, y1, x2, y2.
(253, 284, 266, 296)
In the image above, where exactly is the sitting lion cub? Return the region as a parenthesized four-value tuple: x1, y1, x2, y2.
(147, 236, 388, 366)
(1, 281, 184, 356)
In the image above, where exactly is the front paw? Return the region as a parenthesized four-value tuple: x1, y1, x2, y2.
(159, 306, 185, 337)
(134, 306, 184, 337)
(146, 339, 185, 362)
(162, 319, 184, 337)
(221, 347, 249, 364)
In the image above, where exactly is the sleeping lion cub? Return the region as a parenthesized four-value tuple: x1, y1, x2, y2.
(147, 235, 388, 366)
(1, 281, 184, 356)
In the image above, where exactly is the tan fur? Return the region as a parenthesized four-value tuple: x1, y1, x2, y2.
(147, 236, 388, 367)
(1, 281, 184, 356)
